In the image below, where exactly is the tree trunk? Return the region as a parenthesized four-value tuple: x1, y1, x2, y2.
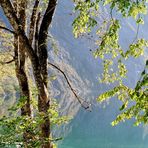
(37, 1, 57, 147)
(13, 0, 32, 147)
(13, 0, 31, 117)
(14, 37, 31, 117)
(0, 0, 57, 147)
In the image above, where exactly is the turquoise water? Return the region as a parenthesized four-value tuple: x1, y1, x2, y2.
(59, 105, 148, 148)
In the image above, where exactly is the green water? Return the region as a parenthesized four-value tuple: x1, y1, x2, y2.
(59, 104, 148, 148)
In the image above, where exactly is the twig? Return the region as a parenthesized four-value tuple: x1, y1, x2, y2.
(48, 62, 91, 111)
(0, 25, 15, 34)
(0, 58, 15, 64)
(135, 59, 148, 90)
(131, 15, 140, 44)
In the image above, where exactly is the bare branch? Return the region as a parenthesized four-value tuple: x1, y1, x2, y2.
(0, 25, 16, 34)
(48, 62, 91, 111)
(0, 58, 15, 65)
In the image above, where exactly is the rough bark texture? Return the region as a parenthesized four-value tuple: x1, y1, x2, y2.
(14, 0, 31, 117)
(35, 12, 41, 54)
(38, 0, 57, 87)
(29, 0, 40, 46)
(13, 0, 32, 147)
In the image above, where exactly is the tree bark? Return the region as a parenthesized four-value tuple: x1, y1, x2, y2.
(38, 0, 57, 87)
(13, 0, 32, 147)
(29, 0, 40, 46)
(38, 1, 57, 146)
(13, 0, 31, 117)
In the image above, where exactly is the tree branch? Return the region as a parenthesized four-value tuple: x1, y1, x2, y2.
(0, 25, 16, 34)
(48, 62, 91, 111)
(0, 1, 49, 101)
(0, 0, 38, 63)
(37, 0, 57, 87)
(135, 59, 148, 90)
(38, 0, 57, 43)
(29, 0, 40, 45)
(0, 58, 15, 65)
(35, 12, 41, 54)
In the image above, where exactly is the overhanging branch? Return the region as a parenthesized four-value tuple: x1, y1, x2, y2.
(48, 62, 91, 111)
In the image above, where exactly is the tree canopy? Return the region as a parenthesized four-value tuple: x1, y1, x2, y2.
(73, 0, 148, 126)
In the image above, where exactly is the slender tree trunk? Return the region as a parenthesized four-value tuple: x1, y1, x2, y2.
(14, 37, 31, 117)
(14, 0, 31, 117)
(37, 1, 57, 147)
(13, 0, 32, 147)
